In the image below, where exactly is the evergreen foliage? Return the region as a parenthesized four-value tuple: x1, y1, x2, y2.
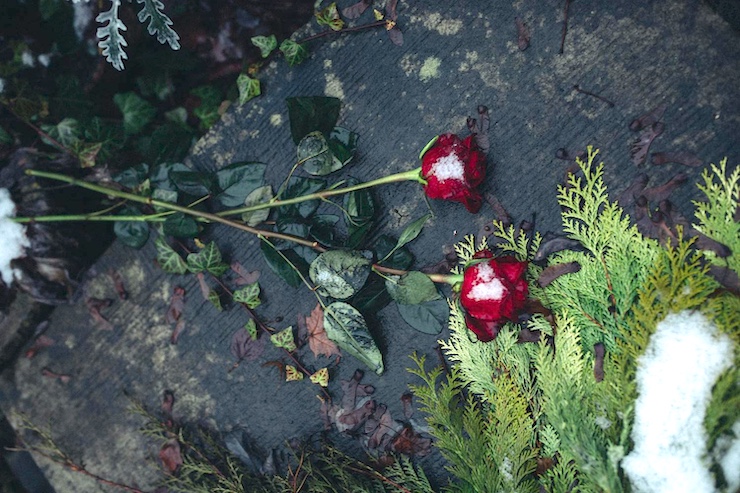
(410, 148, 739, 492)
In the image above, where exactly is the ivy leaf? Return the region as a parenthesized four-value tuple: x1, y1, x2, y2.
(309, 367, 330, 387)
(207, 290, 223, 311)
(278, 176, 326, 218)
(191, 85, 222, 130)
(233, 283, 261, 309)
(396, 298, 448, 334)
(187, 241, 228, 276)
(114, 163, 150, 190)
(385, 271, 439, 305)
(251, 35, 277, 58)
(151, 188, 178, 211)
(215, 161, 266, 207)
(297, 131, 338, 176)
(163, 213, 199, 238)
(327, 126, 359, 168)
(309, 250, 372, 299)
(149, 162, 190, 191)
(260, 242, 305, 287)
(315, 2, 344, 31)
(236, 74, 261, 105)
(271, 327, 297, 352)
(279, 39, 309, 67)
(286, 96, 341, 144)
(114, 207, 150, 248)
(306, 303, 340, 358)
(244, 319, 258, 340)
(241, 185, 273, 226)
(113, 92, 156, 135)
(286, 365, 304, 381)
(40, 118, 80, 147)
(323, 302, 383, 374)
(155, 237, 187, 274)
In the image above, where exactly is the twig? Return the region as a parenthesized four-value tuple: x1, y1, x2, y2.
(559, 0, 571, 54)
(573, 85, 615, 107)
(298, 20, 387, 44)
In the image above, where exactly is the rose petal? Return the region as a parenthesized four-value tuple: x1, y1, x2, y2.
(465, 313, 500, 342)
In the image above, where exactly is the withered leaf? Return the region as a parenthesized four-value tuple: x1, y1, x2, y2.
(25, 335, 54, 359)
(337, 399, 375, 431)
(537, 261, 581, 287)
(391, 425, 432, 457)
(629, 104, 667, 132)
(387, 26, 403, 46)
(161, 390, 175, 418)
(230, 327, 265, 362)
(108, 268, 128, 300)
(165, 286, 185, 324)
(533, 233, 584, 262)
(651, 151, 703, 167)
(385, 0, 398, 20)
(630, 122, 664, 166)
(230, 262, 260, 286)
(593, 342, 605, 382)
(86, 297, 114, 331)
(342, 0, 371, 19)
(366, 404, 397, 450)
(159, 439, 183, 474)
(616, 173, 648, 208)
(641, 173, 687, 203)
(41, 367, 71, 384)
(401, 392, 413, 419)
(515, 17, 530, 51)
(170, 319, 186, 345)
(196, 272, 210, 301)
(307, 303, 341, 358)
(708, 265, 740, 296)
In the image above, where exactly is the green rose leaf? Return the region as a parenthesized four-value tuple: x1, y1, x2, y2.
(396, 298, 449, 335)
(260, 242, 305, 288)
(241, 185, 273, 226)
(350, 279, 392, 314)
(208, 290, 223, 311)
(297, 131, 341, 176)
(396, 214, 431, 251)
(233, 283, 261, 309)
(323, 302, 383, 374)
(113, 92, 156, 135)
(374, 235, 413, 270)
(278, 176, 326, 218)
(215, 161, 266, 207)
(170, 170, 215, 197)
(279, 39, 309, 67)
(114, 163, 150, 190)
(385, 271, 440, 305)
(271, 327, 296, 352)
(326, 126, 359, 167)
(251, 35, 277, 58)
(285, 96, 341, 144)
(163, 212, 199, 238)
(187, 241, 228, 276)
(149, 162, 190, 191)
(237, 74, 261, 105)
(309, 214, 340, 246)
(309, 250, 372, 299)
(114, 207, 150, 248)
(155, 237, 187, 274)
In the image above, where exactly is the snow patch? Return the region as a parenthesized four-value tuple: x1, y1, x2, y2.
(468, 263, 507, 301)
(621, 310, 734, 493)
(0, 188, 30, 285)
(430, 154, 465, 181)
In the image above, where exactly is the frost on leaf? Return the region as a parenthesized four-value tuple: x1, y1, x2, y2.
(96, 0, 128, 71)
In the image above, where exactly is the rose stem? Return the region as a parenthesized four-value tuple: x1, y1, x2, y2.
(218, 168, 423, 218)
(559, 0, 571, 54)
(573, 85, 615, 107)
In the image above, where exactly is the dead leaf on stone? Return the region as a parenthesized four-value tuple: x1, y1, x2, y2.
(231, 262, 260, 286)
(170, 319, 186, 345)
(342, 0, 371, 19)
(196, 272, 210, 301)
(366, 404, 398, 450)
(230, 327, 265, 362)
(159, 439, 183, 474)
(391, 425, 432, 457)
(629, 104, 667, 132)
(86, 297, 114, 330)
(640, 173, 687, 203)
(25, 335, 54, 359)
(165, 286, 185, 324)
(306, 304, 340, 358)
(630, 122, 664, 166)
(107, 268, 128, 300)
(515, 17, 530, 51)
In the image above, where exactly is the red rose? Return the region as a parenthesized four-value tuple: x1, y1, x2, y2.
(421, 134, 487, 213)
(459, 254, 528, 341)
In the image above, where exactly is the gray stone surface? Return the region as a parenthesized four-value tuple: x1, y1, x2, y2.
(1, 0, 738, 491)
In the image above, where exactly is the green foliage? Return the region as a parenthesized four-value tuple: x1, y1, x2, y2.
(187, 241, 229, 276)
(233, 283, 261, 309)
(279, 39, 309, 66)
(411, 149, 739, 493)
(236, 74, 261, 105)
(251, 35, 278, 58)
(114, 92, 157, 135)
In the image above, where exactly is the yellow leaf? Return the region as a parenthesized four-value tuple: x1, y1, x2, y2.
(286, 365, 304, 381)
(310, 367, 329, 387)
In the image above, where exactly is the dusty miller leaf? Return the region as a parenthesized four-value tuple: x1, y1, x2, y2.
(136, 0, 180, 50)
(324, 302, 383, 374)
(113, 92, 156, 135)
(96, 0, 128, 71)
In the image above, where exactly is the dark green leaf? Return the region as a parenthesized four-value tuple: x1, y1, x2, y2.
(396, 298, 449, 335)
(278, 176, 326, 218)
(324, 302, 383, 374)
(374, 235, 413, 270)
(40, 118, 80, 147)
(151, 188, 178, 211)
(293, 245, 319, 265)
(163, 213, 199, 238)
(155, 237, 188, 274)
(346, 221, 374, 250)
(351, 279, 392, 314)
(113, 92, 156, 135)
(395, 214, 431, 252)
(344, 180, 375, 223)
(385, 271, 440, 305)
(114, 163, 150, 189)
(276, 218, 309, 249)
(285, 97, 341, 144)
(279, 39, 309, 67)
(260, 242, 306, 287)
(233, 283, 261, 309)
(237, 74, 261, 104)
(136, 122, 195, 165)
(114, 207, 150, 248)
(297, 131, 339, 176)
(215, 161, 266, 207)
(326, 126, 359, 167)
(187, 241, 228, 276)
(149, 162, 190, 191)
(309, 250, 372, 299)
(0, 126, 12, 146)
(309, 214, 340, 246)
(241, 185, 273, 226)
(170, 170, 215, 197)
(251, 35, 277, 58)
(191, 85, 222, 130)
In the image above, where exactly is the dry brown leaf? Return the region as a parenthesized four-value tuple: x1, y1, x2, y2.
(306, 304, 340, 358)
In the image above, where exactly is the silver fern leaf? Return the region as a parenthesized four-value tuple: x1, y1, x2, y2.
(95, 0, 128, 71)
(136, 0, 180, 50)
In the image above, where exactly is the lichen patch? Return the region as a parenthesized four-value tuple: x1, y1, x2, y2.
(410, 12, 463, 35)
(420, 57, 441, 82)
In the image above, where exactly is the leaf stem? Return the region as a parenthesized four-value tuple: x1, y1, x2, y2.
(217, 167, 423, 218)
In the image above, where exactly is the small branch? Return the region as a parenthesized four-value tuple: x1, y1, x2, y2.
(573, 84, 615, 107)
(559, 0, 571, 54)
(298, 20, 387, 44)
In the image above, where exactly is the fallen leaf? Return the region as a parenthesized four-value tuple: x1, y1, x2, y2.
(630, 122, 664, 166)
(390, 425, 432, 457)
(159, 439, 183, 474)
(230, 327, 265, 362)
(307, 304, 340, 358)
(231, 262, 260, 285)
(86, 297, 114, 330)
(515, 17, 530, 51)
(25, 335, 54, 359)
(537, 261, 581, 287)
(161, 390, 175, 418)
(170, 319, 186, 344)
(629, 104, 667, 132)
(366, 404, 398, 450)
(165, 286, 185, 324)
(286, 365, 304, 381)
(310, 367, 329, 387)
(108, 268, 128, 300)
(342, 0, 371, 19)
